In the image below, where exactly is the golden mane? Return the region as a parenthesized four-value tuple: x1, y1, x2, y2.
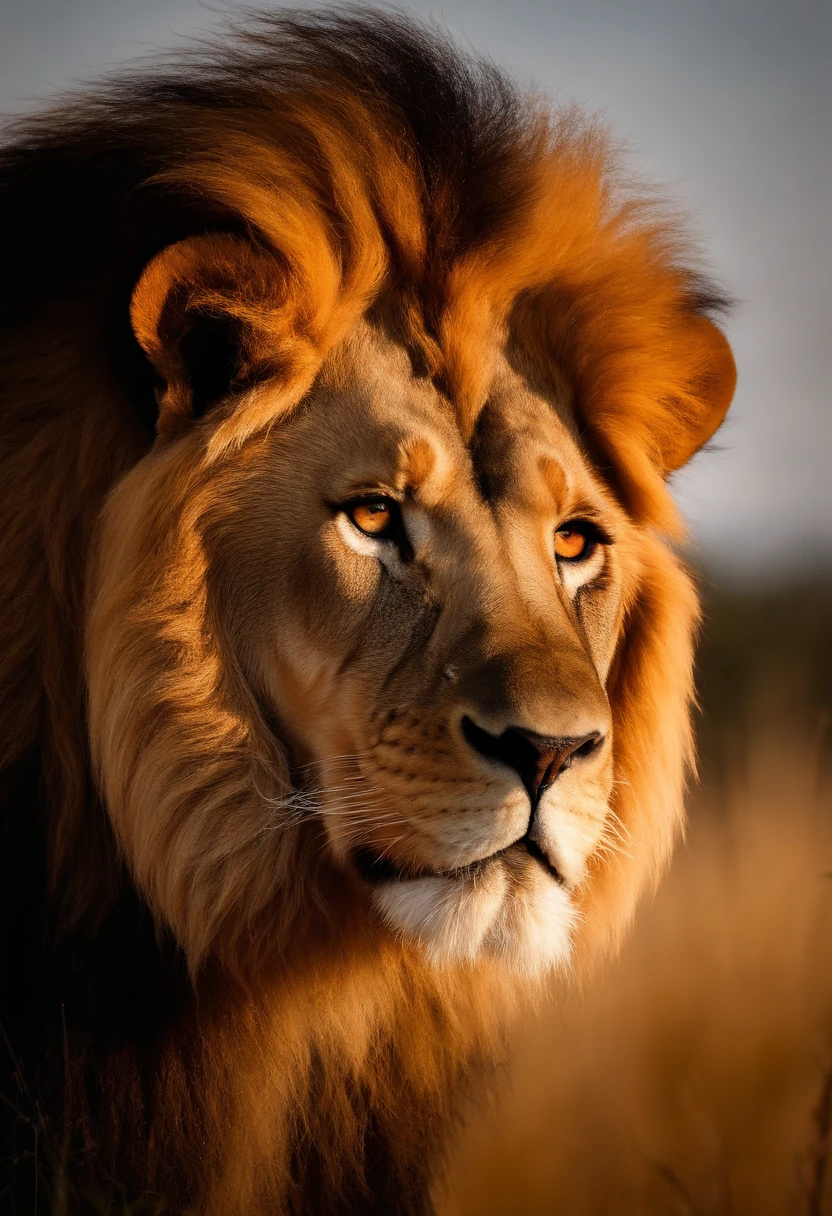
(0, 10, 734, 1212)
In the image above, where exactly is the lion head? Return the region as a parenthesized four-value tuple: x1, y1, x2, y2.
(0, 16, 736, 982)
(78, 93, 733, 984)
(89, 304, 717, 980)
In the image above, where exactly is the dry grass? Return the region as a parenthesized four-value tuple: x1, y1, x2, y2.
(441, 676, 832, 1214)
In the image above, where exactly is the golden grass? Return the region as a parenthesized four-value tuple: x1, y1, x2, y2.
(442, 701, 832, 1215)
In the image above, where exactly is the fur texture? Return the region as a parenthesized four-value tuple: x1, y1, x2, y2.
(0, 10, 735, 1213)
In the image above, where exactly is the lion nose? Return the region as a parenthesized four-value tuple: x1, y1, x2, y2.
(461, 716, 603, 805)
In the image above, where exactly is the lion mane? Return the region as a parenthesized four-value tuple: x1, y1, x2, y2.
(0, 10, 735, 1214)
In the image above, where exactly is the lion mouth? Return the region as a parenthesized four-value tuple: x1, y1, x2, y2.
(353, 835, 563, 886)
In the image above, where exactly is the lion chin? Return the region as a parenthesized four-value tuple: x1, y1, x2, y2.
(0, 9, 736, 1216)
(373, 854, 577, 976)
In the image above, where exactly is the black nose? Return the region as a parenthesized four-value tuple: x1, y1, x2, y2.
(461, 716, 602, 804)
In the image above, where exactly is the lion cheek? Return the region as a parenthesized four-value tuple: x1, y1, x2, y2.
(532, 764, 615, 891)
(536, 802, 611, 891)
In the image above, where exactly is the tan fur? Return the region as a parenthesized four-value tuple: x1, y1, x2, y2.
(0, 12, 735, 1212)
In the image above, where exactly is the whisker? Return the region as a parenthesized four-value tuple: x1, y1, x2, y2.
(291, 750, 374, 774)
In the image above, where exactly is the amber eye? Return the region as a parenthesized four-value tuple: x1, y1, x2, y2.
(348, 499, 396, 537)
(554, 523, 594, 562)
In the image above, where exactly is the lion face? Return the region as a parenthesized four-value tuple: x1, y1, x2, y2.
(86, 202, 732, 978)
(199, 322, 634, 974)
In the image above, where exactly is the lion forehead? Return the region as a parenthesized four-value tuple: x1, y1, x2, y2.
(295, 322, 591, 513)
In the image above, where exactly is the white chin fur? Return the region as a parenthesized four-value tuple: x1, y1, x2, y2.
(485, 864, 577, 977)
(374, 868, 508, 963)
(373, 862, 576, 977)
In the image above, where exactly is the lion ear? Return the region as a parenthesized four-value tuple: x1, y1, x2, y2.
(656, 314, 736, 473)
(130, 234, 289, 435)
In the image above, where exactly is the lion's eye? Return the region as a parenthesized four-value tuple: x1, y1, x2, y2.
(554, 521, 600, 562)
(348, 499, 397, 538)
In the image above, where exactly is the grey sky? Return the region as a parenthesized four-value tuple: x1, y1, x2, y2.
(1, 0, 829, 580)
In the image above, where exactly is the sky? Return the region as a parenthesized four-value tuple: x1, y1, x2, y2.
(0, 0, 829, 581)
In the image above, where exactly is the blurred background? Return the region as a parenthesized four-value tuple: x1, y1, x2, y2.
(2, 1, 829, 1211)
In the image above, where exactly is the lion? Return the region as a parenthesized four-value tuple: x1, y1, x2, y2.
(0, 11, 735, 1214)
